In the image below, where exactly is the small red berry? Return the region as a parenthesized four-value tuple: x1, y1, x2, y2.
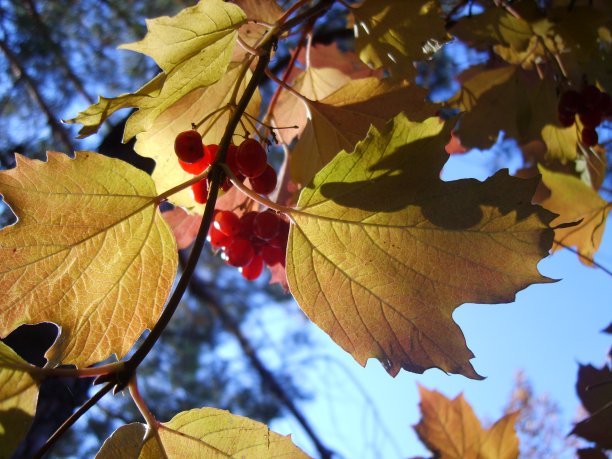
(254, 210, 280, 241)
(213, 210, 241, 237)
(581, 128, 598, 147)
(179, 154, 209, 174)
(579, 110, 602, 129)
(175, 130, 204, 163)
(249, 165, 277, 195)
(208, 225, 231, 248)
(239, 212, 258, 238)
(558, 90, 581, 115)
(191, 179, 209, 204)
(261, 245, 285, 266)
(225, 238, 255, 267)
(236, 139, 268, 178)
(240, 255, 264, 280)
(581, 85, 602, 111)
(557, 111, 575, 128)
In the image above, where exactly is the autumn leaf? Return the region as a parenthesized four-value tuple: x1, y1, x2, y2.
(452, 65, 577, 162)
(571, 363, 612, 449)
(286, 115, 554, 378)
(274, 66, 351, 144)
(0, 152, 177, 367)
(0, 342, 40, 459)
(291, 77, 436, 187)
(352, 0, 448, 77)
(96, 408, 310, 458)
(230, 0, 283, 62)
(536, 166, 610, 265)
(134, 64, 261, 211)
(414, 386, 520, 459)
(66, 0, 246, 140)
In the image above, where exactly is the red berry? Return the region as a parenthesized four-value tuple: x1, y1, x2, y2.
(225, 238, 255, 267)
(240, 255, 264, 280)
(261, 245, 285, 266)
(179, 154, 210, 174)
(270, 219, 290, 248)
(581, 85, 602, 111)
(236, 139, 268, 178)
(191, 179, 209, 204)
(226, 144, 241, 176)
(208, 225, 231, 248)
(213, 210, 241, 237)
(558, 89, 581, 115)
(581, 128, 598, 147)
(239, 212, 258, 238)
(249, 165, 277, 195)
(174, 131, 204, 163)
(579, 110, 602, 129)
(254, 210, 280, 240)
(558, 111, 575, 127)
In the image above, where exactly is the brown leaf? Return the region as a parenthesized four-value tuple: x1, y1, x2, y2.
(414, 386, 520, 459)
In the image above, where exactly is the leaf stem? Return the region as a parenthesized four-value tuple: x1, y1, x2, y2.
(129, 375, 159, 428)
(32, 382, 114, 459)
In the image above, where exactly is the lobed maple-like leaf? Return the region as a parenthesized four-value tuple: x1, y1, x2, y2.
(572, 363, 612, 449)
(230, 0, 283, 62)
(96, 407, 310, 458)
(414, 386, 519, 459)
(286, 114, 554, 378)
(451, 65, 577, 162)
(352, 0, 448, 77)
(66, 0, 246, 140)
(0, 152, 177, 367)
(290, 77, 435, 187)
(134, 63, 261, 211)
(536, 166, 610, 265)
(0, 342, 40, 458)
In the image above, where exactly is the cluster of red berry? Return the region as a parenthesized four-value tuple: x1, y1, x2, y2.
(173, 131, 278, 204)
(173, 130, 285, 281)
(557, 84, 611, 147)
(209, 210, 289, 280)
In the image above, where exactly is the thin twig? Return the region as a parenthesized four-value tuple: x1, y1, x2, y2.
(32, 382, 114, 459)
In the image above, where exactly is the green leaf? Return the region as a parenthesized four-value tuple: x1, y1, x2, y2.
(119, 0, 246, 73)
(353, 0, 448, 77)
(66, 0, 246, 140)
(0, 152, 178, 367)
(0, 342, 40, 459)
(96, 408, 310, 458)
(287, 115, 554, 378)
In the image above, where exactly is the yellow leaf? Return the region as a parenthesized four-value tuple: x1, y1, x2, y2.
(66, 0, 246, 140)
(353, 0, 448, 77)
(96, 408, 310, 458)
(537, 166, 611, 265)
(287, 115, 554, 378)
(230, 0, 283, 62)
(0, 152, 177, 367)
(291, 77, 436, 186)
(414, 386, 519, 459)
(0, 342, 39, 459)
(274, 66, 351, 144)
(134, 64, 261, 212)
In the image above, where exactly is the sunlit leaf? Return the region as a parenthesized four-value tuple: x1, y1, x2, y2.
(96, 408, 310, 458)
(66, 0, 246, 140)
(0, 342, 39, 459)
(287, 115, 554, 378)
(537, 166, 610, 265)
(291, 77, 436, 187)
(0, 152, 177, 367)
(353, 0, 448, 77)
(414, 386, 519, 459)
(274, 66, 351, 144)
(231, 0, 283, 62)
(134, 64, 261, 211)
